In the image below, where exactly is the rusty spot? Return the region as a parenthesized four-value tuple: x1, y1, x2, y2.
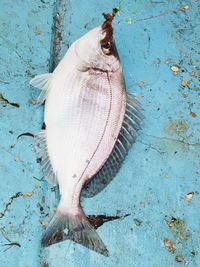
(164, 59, 172, 64)
(167, 217, 191, 241)
(180, 5, 189, 12)
(175, 255, 183, 263)
(189, 59, 193, 65)
(170, 65, 179, 74)
(41, 196, 45, 204)
(182, 92, 188, 98)
(29, 99, 37, 105)
(190, 71, 198, 78)
(35, 31, 42, 36)
(185, 192, 193, 202)
(181, 80, 188, 87)
(190, 112, 197, 118)
(164, 239, 175, 253)
(164, 217, 192, 263)
(23, 192, 32, 198)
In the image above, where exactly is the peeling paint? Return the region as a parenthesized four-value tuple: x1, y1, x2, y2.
(166, 217, 191, 241)
(0, 192, 23, 219)
(0, 93, 20, 108)
(164, 120, 189, 136)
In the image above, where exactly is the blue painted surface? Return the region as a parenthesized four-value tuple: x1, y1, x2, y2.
(0, 1, 199, 266)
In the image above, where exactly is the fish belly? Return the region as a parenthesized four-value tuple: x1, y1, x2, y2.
(44, 69, 125, 208)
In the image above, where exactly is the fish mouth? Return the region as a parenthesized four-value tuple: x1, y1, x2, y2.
(101, 8, 118, 46)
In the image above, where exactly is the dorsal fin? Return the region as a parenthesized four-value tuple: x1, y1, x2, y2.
(30, 73, 53, 105)
(82, 93, 143, 198)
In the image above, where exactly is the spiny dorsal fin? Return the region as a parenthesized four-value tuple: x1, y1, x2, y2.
(34, 130, 57, 186)
(30, 73, 52, 105)
(82, 93, 143, 198)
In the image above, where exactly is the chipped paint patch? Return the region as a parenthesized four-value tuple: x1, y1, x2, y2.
(167, 217, 191, 241)
(164, 216, 194, 264)
(164, 120, 189, 136)
(0, 93, 20, 108)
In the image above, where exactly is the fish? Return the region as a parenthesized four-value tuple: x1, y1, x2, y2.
(30, 9, 143, 256)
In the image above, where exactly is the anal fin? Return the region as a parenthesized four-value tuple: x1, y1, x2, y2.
(35, 130, 57, 186)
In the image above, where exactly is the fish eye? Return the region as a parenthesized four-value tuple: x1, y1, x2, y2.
(102, 42, 111, 49)
(101, 42, 112, 55)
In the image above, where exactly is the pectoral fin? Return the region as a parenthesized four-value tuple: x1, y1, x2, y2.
(30, 73, 53, 104)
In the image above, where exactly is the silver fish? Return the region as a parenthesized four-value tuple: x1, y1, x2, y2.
(30, 10, 142, 256)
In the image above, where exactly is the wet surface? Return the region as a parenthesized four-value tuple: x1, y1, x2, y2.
(0, 0, 199, 266)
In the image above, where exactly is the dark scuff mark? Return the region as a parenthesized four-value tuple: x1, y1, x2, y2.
(151, 1, 165, 3)
(49, 1, 67, 72)
(1, 242, 21, 252)
(37, 157, 42, 163)
(88, 213, 130, 229)
(40, 261, 49, 267)
(137, 139, 165, 155)
(0, 228, 21, 252)
(0, 192, 23, 219)
(0, 93, 20, 108)
(33, 176, 44, 182)
(133, 218, 142, 227)
(41, 122, 46, 130)
(175, 255, 183, 263)
(17, 132, 34, 140)
(191, 251, 197, 257)
(51, 185, 59, 192)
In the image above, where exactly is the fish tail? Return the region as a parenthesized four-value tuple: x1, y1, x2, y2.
(41, 205, 109, 257)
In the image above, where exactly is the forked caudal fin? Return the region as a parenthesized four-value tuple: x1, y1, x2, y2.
(41, 206, 109, 256)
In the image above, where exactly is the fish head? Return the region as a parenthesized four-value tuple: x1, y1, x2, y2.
(74, 9, 120, 72)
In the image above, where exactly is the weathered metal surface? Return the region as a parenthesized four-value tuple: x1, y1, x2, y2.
(0, 0, 199, 266)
